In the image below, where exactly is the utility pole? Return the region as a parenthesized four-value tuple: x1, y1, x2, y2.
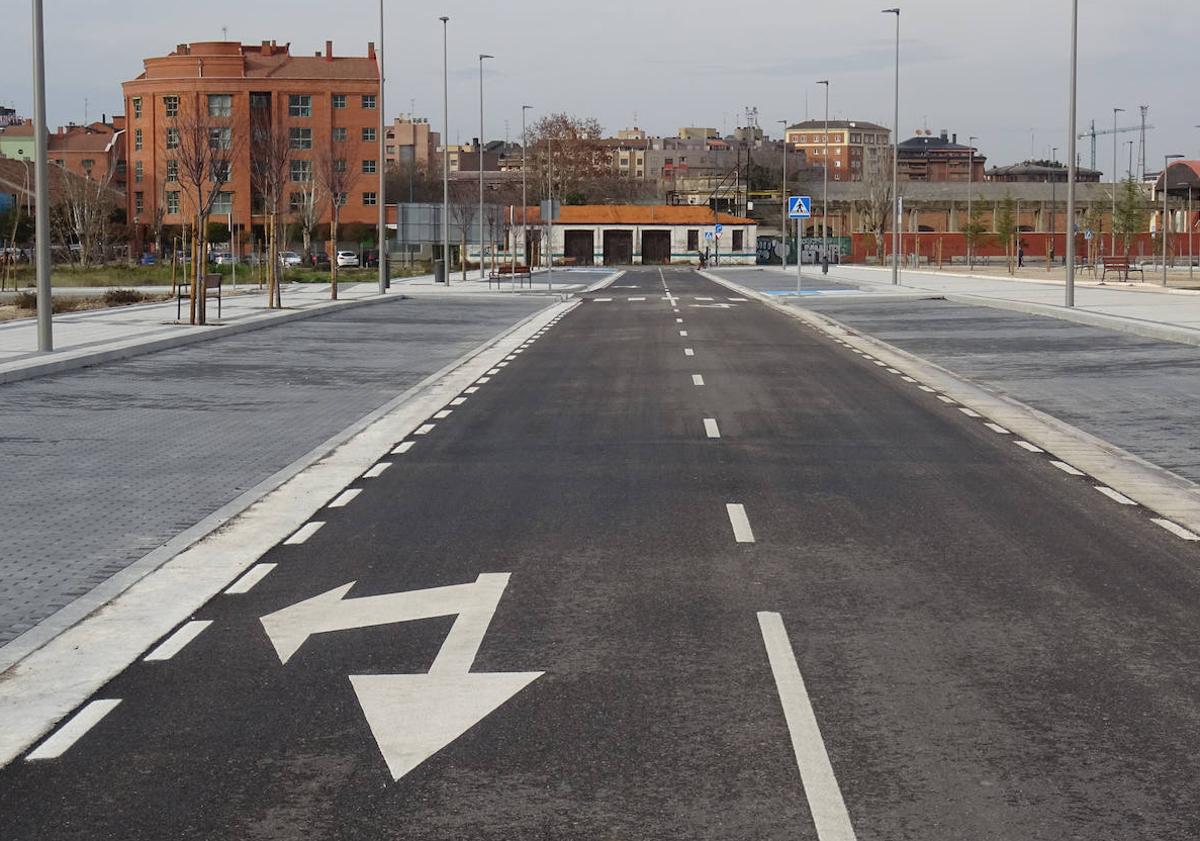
(968, 135, 976, 270)
(31, 0, 52, 351)
(818, 80, 830, 274)
(882, 8, 901, 285)
(440, 16, 450, 284)
(478, 54, 493, 281)
(1138, 106, 1149, 183)
(777, 119, 788, 272)
(376, 0, 387, 293)
(1065, 0, 1079, 307)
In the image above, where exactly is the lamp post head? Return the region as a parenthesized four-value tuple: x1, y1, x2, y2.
(439, 16, 448, 23)
(817, 80, 829, 86)
(522, 105, 533, 111)
(881, 7, 900, 14)
(480, 53, 494, 61)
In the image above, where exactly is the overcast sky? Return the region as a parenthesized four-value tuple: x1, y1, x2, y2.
(3, 0, 1196, 177)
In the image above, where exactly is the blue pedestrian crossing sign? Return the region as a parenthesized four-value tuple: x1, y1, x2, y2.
(788, 196, 812, 219)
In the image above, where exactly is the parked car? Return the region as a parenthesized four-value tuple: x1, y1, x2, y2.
(361, 249, 379, 268)
(336, 250, 360, 268)
(139, 253, 158, 266)
(310, 251, 331, 268)
(278, 251, 303, 267)
(210, 252, 234, 266)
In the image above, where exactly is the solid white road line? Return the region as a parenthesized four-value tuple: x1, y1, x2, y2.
(415, 424, 436, 435)
(1014, 440, 1044, 453)
(1095, 486, 1137, 505)
(704, 418, 721, 439)
(1051, 460, 1085, 476)
(684, 348, 695, 357)
(680, 330, 689, 337)
(450, 397, 467, 406)
(629, 297, 646, 302)
(434, 409, 453, 419)
(757, 612, 858, 841)
(284, 521, 325, 545)
(26, 699, 122, 761)
(1151, 518, 1200, 541)
(958, 408, 982, 418)
(224, 563, 277, 595)
(363, 462, 391, 478)
(984, 423, 1010, 435)
(328, 489, 362, 508)
(692, 374, 705, 386)
(144, 620, 213, 662)
(726, 504, 756, 543)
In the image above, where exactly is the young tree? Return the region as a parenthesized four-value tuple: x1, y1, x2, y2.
(854, 149, 893, 263)
(52, 161, 119, 268)
(315, 141, 360, 299)
(294, 179, 326, 265)
(249, 118, 290, 309)
(1113, 176, 1149, 258)
(995, 194, 1017, 274)
(962, 206, 987, 269)
(448, 180, 479, 281)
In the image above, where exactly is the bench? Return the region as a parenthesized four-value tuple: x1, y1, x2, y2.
(1100, 256, 1143, 283)
(488, 264, 532, 288)
(177, 274, 222, 320)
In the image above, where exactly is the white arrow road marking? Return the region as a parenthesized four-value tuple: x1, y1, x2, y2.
(26, 699, 122, 761)
(261, 573, 542, 782)
(758, 612, 858, 841)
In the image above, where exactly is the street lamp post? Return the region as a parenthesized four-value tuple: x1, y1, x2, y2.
(31, 0, 52, 350)
(440, 17, 450, 284)
(1050, 145, 1057, 267)
(777, 118, 788, 272)
(818, 80, 830, 274)
(1065, 0, 1079, 307)
(478, 54, 493, 280)
(967, 135, 977, 270)
(522, 105, 532, 278)
(1111, 107, 1124, 257)
(1164, 154, 1184, 286)
(882, 8, 901, 284)
(376, 0, 387, 293)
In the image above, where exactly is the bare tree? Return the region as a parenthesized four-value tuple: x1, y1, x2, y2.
(249, 117, 290, 309)
(51, 162, 119, 268)
(175, 100, 242, 323)
(294, 179, 326, 265)
(854, 149, 893, 263)
(527, 113, 610, 203)
(314, 141, 360, 299)
(448, 180, 479, 281)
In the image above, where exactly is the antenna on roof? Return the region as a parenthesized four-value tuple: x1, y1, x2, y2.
(221, 25, 228, 40)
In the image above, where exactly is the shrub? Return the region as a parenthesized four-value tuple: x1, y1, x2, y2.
(14, 290, 37, 309)
(103, 288, 145, 306)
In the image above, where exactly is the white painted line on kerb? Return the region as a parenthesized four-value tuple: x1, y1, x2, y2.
(476, 377, 491, 384)
(486, 368, 501, 375)
(594, 297, 612, 302)
(450, 397, 467, 406)
(1051, 460, 1085, 476)
(504, 355, 517, 361)
(757, 612, 858, 841)
(328, 488, 362, 508)
(704, 418, 721, 439)
(873, 360, 887, 368)
(680, 330, 689, 337)
(144, 620, 213, 662)
(726, 504, 756, 544)
(692, 374, 705, 386)
(676, 318, 684, 323)
(958, 408, 982, 419)
(434, 409, 453, 419)
(26, 700, 122, 761)
(497, 362, 509, 368)
(415, 424, 435, 435)
(224, 563, 277, 595)
(984, 423, 1010, 435)
(918, 385, 936, 393)
(363, 462, 391, 479)
(391, 441, 415, 455)
(901, 376, 916, 383)
(1014, 440, 1043, 453)
(885, 368, 901, 374)
(629, 297, 646, 302)
(284, 521, 325, 545)
(1151, 518, 1200, 541)
(937, 395, 956, 404)
(1095, 486, 1137, 505)
(464, 386, 479, 394)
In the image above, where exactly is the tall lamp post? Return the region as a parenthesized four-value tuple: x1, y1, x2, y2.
(818, 80, 830, 274)
(31, 0, 52, 350)
(522, 105, 532, 273)
(882, 8, 901, 284)
(439, 16, 450, 283)
(1111, 107, 1124, 257)
(477, 54, 493, 280)
(1163, 154, 1184, 286)
(777, 118, 788, 272)
(1050, 145, 1058, 267)
(967, 135, 977, 270)
(375, 0, 387, 292)
(1065, 0, 1079, 307)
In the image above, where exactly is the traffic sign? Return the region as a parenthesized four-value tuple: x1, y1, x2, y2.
(788, 196, 812, 219)
(704, 231, 715, 240)
(1084, 229, 1094, 241)
(715, 223, 724, 234)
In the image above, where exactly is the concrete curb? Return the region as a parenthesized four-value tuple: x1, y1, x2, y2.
(701, 269, 1200, 536)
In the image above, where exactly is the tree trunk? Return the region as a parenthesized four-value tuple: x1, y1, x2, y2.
(330, 211, 339, 300)
(461, 232, 467, 282)
(188, 221, 198, 325)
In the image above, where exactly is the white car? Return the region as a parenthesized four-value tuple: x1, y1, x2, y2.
(336, 251, 360, 268)
(278, 251, 303, 267)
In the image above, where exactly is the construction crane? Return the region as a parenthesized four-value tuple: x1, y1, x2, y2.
(1078, 119, 1154, 171)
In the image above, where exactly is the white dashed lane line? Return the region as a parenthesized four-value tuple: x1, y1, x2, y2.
(901, 376, 916, 383)
(1152, 519, 1200, 541)
(392, 441, 415, 455)
(983, 423, 1010, 435)
(284, 521, 325, 545)
(363, 462, 391, 479)
(476, 377, 491, 384)
(434, 409, 453, 419)
(1051, 461, 1085, 476)
(143, 620, 213, 662)
(1095, 486, 1137, 505)
(958, 408, 982, 419)
(936, 395, 956, 405)
(415, 424, 436, 435)
(328, 489, 362, 508)
(680, 331, 689, 337)
(692, 374, 705, 386)
(26, 700, 122, 761)
(450, 397, 467, 406)
(224, 563, 277, 595)
(1015, 440, 1043, 453)
(464, 387, 479, 394)
(919, 385, 936, 393)
(704, 418, 721, 439)
(726, 504, 756, 544)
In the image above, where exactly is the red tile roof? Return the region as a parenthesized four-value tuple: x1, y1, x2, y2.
(520, 205, 754, 226)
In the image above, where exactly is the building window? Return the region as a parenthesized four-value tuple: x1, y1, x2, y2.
(288, 95, 312, 118)
(332, 94, 347, 109)
(166, 190, 180, 214)
(212, 191, 233, 215)
(166, 159, 178, 182)
(208, 127, 231, 150)
(290, 160, 312, 182)
(362, 94, 376, 110)
(362, 159, 376, 174)
(250, 93, 270, 110)
(288, 191, 305, 212)
(732, 230, 744, 251)
(207, 94, 232, 118)
(166, 127, 179, 149)
(334, 192, 347, 207)
(334, 158, 346, 173)
(134, 128, 143, 151)
(687, 229, 699, 251)
(164, 96, 179, 118)
(133, 160, 142, 182)
(132, 97, 142, 119)
(134, 191, 144, 214)
(210, 160, 231, 183)
(362, 127, 376, 142)
(289, 127, 312, 150)
(362, 191, 377, 206)
(116, 160, 127, 177)
(386, 145, 395, 156)
(332, 127, 347, 143)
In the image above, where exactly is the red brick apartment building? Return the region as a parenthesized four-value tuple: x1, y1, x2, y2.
(121, 40, 381, 244)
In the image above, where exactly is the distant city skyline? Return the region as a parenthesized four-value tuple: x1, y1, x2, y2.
(3, 0, 1197, 177)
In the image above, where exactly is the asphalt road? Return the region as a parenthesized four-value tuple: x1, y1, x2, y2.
(4, 268, 1200, 839)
